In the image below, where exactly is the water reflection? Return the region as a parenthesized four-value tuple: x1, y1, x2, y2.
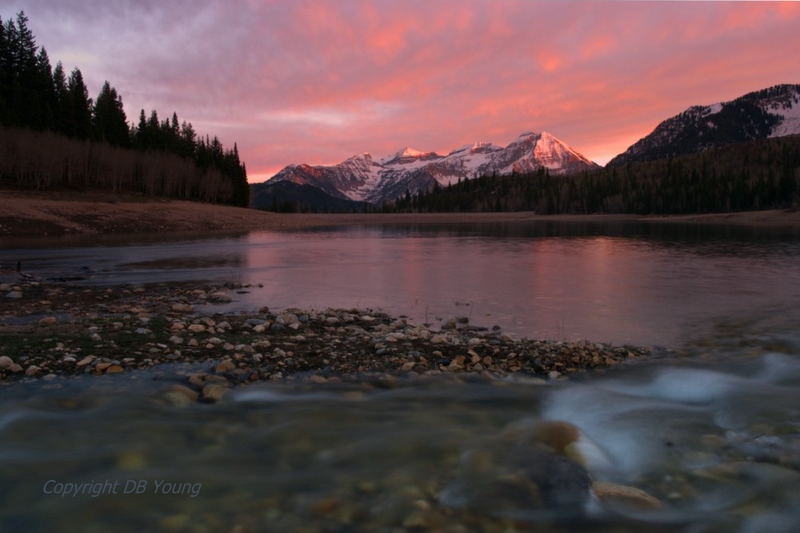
(3, 220, 800, 346)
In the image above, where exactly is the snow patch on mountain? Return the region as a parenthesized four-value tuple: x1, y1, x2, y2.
(770, 96, 800, 138)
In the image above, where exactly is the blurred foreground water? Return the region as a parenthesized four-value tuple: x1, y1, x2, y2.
(1, 341, 799, 532)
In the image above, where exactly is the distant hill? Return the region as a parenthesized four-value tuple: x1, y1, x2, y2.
(609, 84, 800, 166)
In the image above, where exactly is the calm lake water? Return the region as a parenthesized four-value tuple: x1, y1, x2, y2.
(5, 221, 800, 348)
(2, 220, 800, 532)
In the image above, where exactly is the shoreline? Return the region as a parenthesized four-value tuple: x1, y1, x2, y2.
(2, 189, 800, 239)
(0, 276, 650, 398)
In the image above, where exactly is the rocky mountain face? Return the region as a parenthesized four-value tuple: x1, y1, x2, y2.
(609, 84, 800, 166)
(258, 131, 599, 205)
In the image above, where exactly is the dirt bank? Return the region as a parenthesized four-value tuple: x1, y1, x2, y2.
(2, 189, 800, 239)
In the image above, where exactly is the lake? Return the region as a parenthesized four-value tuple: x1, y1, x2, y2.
(2, 219, 800, 532)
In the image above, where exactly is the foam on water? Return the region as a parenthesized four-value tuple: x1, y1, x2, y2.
(543, 355, 800, 482)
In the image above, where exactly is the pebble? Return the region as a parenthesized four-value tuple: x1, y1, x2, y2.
(4, 291, 22, 299)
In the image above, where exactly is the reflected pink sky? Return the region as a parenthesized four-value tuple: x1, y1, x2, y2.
(7, 1, 800, 181)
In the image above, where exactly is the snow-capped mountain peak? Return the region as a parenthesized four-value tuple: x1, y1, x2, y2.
(379, 147, 440, 166)
(396, 147, 424, 158)
(266, 130, 599, 204)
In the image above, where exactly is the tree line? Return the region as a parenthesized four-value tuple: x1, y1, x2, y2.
(386, 134, 800, 215)
(0, 11, 247, 206)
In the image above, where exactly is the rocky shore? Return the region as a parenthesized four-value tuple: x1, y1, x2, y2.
(0, 274, 650, 399)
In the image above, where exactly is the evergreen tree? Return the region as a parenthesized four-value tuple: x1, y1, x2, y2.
(93, 80, 129, 147)
(33, 47, 57, 130)
(67, 67, 92, 139)
(51, 61, 72, 135)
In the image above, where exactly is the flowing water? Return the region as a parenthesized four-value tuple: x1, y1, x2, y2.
(2, 220, 800, 532)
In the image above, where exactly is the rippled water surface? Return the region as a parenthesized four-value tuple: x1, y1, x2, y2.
(2, 220, 800, 531)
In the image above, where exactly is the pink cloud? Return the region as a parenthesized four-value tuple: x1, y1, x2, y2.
(6, 0, 800, 178)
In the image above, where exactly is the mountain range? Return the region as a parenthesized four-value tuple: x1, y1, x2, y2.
(252, 132, 598, 208)
(251, 83, 800, 210)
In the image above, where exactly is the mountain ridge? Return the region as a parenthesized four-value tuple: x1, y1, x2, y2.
(609, 84, 800, 166)
(260, 131, 599, 205)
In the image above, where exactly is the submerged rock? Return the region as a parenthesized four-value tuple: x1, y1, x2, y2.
(592, 481, 662, 509)
(439, 420, 592, 517)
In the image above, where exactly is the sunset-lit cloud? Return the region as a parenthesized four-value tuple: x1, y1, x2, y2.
(5, 0, 800, 181)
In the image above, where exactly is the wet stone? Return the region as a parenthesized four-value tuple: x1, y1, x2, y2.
(592, 482, 662, 509)
(201, 383, 229, 402)
(208, 292, 232, 303)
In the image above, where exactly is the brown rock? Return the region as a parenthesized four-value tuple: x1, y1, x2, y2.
(534, 421, 581, 457)
(171, 303, 194, 313)
(201, 383, 229, 402)
(215, 359, 236, 373)
(95, 362, 113, 372)
(76, 356, 95, 367)
(165, 385, 200, 407)
(188, 373, 209, 387)
(105, 365, 124, 374)
(39, 316, 57, 325)
(592, 481, 662, 509)
(311, 496, 340, 516)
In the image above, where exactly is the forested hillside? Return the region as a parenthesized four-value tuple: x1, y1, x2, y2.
(0, 12, 248, 206)
(386, 134, 800, 215)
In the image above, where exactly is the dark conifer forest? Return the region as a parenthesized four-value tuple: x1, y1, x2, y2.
(0, 12, 248, 206)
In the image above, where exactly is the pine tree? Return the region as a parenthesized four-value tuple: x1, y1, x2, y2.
(50, 61, 72, 135)
(93, 80, 130, 147)
(67, 67, 92, 139)
(33, 47, 57, 130)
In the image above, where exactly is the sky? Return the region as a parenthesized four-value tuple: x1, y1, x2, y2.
(4, 1, 800, 182)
